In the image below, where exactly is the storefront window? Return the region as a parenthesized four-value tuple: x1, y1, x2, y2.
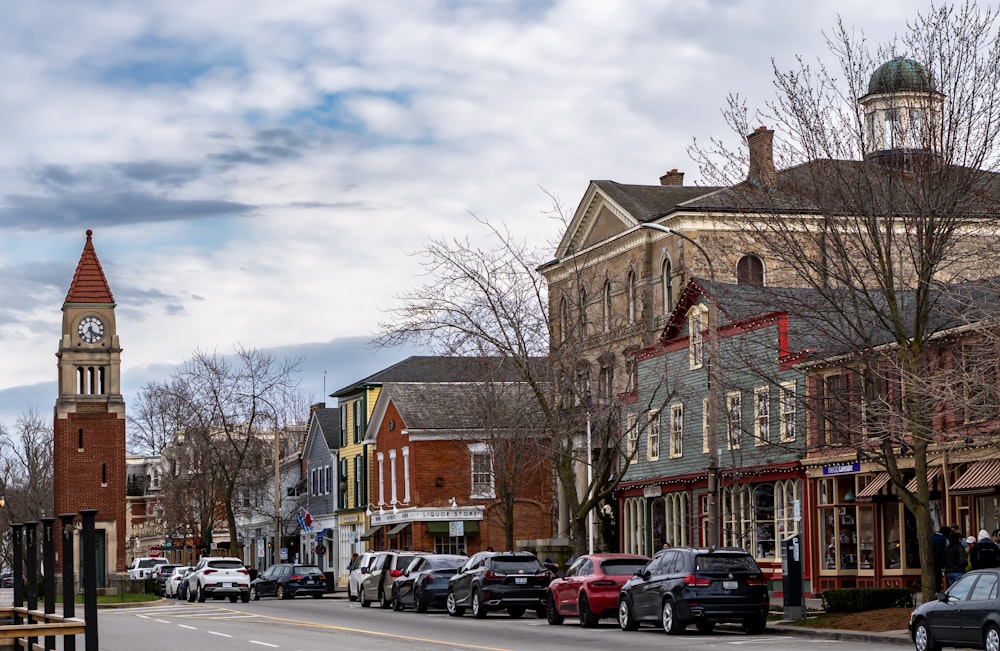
(651, 496, 666, 549)
(881, 502, 922, 571)
(720, 480, 800, 559)
(975, 495, 1000, 535)
(858, 507, 875, 570)
(753, 485, 775, 558)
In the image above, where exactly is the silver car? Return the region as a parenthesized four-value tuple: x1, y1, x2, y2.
(348, 552, 376, 602)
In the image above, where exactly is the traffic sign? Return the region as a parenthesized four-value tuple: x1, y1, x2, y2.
(149, 545, 161, 558)
(315, 544, 325, 555)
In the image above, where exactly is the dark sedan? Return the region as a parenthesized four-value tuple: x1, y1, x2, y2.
(910, 568, 1000, 651)
(250, 563, 326, 600)
(392, 554, 468, 612)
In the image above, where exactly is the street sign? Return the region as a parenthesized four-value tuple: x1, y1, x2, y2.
(280, 547, 288, 561)
(315, 544, 325, 555)
(149, 545, 160, 558)
(449, 521, 464, 537)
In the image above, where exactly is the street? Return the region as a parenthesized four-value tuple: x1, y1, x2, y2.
(84, 596, 900, 651)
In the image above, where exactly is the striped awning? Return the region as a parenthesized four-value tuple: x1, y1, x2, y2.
(951, 460, 1000, 494)
(857, 473, 891, 499)
(906, 466, 943, 493)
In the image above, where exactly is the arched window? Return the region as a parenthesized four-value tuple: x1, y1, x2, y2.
(661, 258, 673, 314)
(602, 279, 612, 332)
(578, 286, 588, 336)
(737, 254, 765, 287)
(626, 269, 637, 323)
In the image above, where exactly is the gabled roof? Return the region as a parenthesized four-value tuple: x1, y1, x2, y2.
(65, 229, 114, 304)
(302, 406, 342, 456)
(331, 356, 547, 398)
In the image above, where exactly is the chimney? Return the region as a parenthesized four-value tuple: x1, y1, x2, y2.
(659, 169, 684, 186)
(746, 126, 777, 188)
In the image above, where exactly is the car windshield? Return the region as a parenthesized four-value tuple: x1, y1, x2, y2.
(207, 560, 244, 570)
(428, 556, 467, 569)
(138, 559, 159, 568)
(396, 556, 418, 568)
(293, 565, 322, 574)
(695, 554, 761, 573)
(600, 559, 648, 576)
(492, 557, 544, 573)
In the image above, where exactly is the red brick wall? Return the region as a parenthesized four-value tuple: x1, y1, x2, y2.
(53, 406, 127, 572)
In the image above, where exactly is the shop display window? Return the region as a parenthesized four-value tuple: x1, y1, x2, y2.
(818, 475, 873, 573)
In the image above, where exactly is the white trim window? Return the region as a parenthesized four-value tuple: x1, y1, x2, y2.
(469, 443, 495, 499)
(376, 452, 385, 506)
(670, 404, 683, 458)
(754, 387, 769, 446)
(727, 391, 742, 450)
(702, 398, 710, 453)
(402, 446, 411, 504)
(780, 381, 797, 442)
(626, 413, 638, 459)
(389, 449, 398, 506)
(689, 310, 704, 369)
(647, 410, 661, 461)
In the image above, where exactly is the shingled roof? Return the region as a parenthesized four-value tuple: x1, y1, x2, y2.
(331, 356, 547, 398)
(591, 181, 721, 221)
(65, 229, 114, 304)
(312, 406, 342, 449)
(374, 381, 543, 434)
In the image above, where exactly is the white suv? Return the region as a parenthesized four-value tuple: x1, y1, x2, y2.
(186, 557, 251, 603)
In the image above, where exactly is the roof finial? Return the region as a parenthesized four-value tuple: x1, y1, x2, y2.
(86, 229, 93, 238)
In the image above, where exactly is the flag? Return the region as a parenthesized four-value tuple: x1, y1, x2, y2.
(298, 507, 313, 533)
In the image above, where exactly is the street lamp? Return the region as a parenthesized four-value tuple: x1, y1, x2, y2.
(639, 222, 720, 548)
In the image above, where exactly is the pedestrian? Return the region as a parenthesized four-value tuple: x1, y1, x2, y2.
(931, 525, 950, 589)
(944, 530, 966, 588)
(662, 542, 671, 550)
(970, 529, 1000, 569)
(966, 536, 977, 572)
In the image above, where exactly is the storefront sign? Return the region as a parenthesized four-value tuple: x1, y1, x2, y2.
(341, 514, 360, 524)
(822, 462, 860, 476)
(371, 507, 484, 526)
(643, 486, 661, 498)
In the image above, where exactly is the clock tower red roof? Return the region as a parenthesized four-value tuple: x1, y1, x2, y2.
(65, 229, 115, 304)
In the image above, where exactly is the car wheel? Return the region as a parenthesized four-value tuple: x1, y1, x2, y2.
(546, 594, 564, 625)
(361, 590, 372, 608)
(696, 621, 716, 634)
(379, 589, 392, 609)
(197, 585, 206, 603)
(618, 597, 639, 631)
(276, 585, 287, 600)
(472, 591, 488, 619)
(186, 585, 195, 603)
(579, 593, 599, 628)
(229, 595, 238, 603)
(348, 584, 356, 602)
(913, 619, 942, 651)
(661, 599, 683, 634)
(250, 587, 260, 601)
(446, 591, 464, 617)
(507, 606, 525, 618)
(392, 593, 403, 611)
(312, 593, 323, 599)
(415, 589, 428, 613)
(742, 616, 767, 635)
(984, 623, 999, 651)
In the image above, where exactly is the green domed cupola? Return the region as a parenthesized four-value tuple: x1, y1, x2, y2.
(867, 57, 936, 95)
(860, 57, 944, 164)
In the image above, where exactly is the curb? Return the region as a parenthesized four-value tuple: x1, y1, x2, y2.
(769, 622, 911, 646)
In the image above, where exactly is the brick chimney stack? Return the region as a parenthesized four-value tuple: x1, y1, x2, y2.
(746, 126, 777, 188)
(659, 169, 684, 186)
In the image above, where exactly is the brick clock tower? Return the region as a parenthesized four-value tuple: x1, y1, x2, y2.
(53, 230, 127, 579)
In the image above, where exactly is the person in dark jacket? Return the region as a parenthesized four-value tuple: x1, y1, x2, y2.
(944, 530, 967, 588)
(970, 529, 1000, 570)
(932, 525, 950, 589)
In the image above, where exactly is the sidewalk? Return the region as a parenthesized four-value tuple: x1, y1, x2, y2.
(768, 595, 911, 647)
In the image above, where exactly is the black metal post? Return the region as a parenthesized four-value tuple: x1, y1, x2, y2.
(59, 512, 77, 651)
(42, 516, 56, 650)
(24, 520, 39, 650)
(80, 509, 99, 651)
(11, 522, 23, 624)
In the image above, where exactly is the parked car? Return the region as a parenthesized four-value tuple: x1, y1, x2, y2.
(618, 546, 769, 635)
(128, 557, 161, 580)
(164, 566, 192, 598)
(152, 563, 180, 595)
(360, 550, 430, 609)
(546, 553, 650, 627)
(447, 551, 552, 619)
(909, 568, 1000, 651)
(175, 567, 195, 601)
(186, 557, 251, 603)
(1, 572, 12, 588)
(391, 554, 468, 612)
(250, 563, 327, 600)
(348, 552, 376, 602)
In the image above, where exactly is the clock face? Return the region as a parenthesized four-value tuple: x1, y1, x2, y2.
(78, 316, 105, 344)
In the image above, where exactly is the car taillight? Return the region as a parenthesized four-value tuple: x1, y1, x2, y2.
(390, 569, 402, 578)
(204, 569, 217, 575)
(290, 575, 303, 581)
(746, 577, 766, 586)
(684, 574, 711, 587)
(591, 580, 616, 587)
(484, 570, 500, 580)
(421, 573, 437, 586)
(238, 569, 249, 575)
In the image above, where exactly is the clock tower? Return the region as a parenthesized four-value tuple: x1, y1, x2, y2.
(54, 230, 127, 578)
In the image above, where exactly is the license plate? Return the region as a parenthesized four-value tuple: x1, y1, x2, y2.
(515, 577, 527, 585)
(723, 580, 738, 590)
(223, 582, 234, 588)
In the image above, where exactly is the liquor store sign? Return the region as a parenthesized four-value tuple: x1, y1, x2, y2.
(371, 507, 483, 526)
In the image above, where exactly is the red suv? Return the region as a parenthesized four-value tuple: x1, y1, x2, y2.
(546, 553, 649, 627)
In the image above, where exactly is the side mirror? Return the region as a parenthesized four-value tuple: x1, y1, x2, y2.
(360, 567, 369, 575)
(936, 592, 949, 602)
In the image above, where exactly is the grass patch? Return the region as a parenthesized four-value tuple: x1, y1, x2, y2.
(46, 592, 160, 605)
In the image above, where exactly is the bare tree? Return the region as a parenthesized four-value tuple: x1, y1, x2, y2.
(690, 2, 1000, 600)
(0, 410, 54, 571)
(132, 346, 304, 557)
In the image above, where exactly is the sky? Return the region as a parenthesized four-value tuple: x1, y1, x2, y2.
(0, 0, 929, 436)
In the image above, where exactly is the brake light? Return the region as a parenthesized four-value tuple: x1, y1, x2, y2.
(484, 570, 501, 580)
(238, 569, 249, 575)
(204, 569, 217, 575)
(290, 575, 303, 581)
(591, 580, 616, 587)
(684, 574, 711, 587)
(390, 569, 402, 578)
(745, 577, 766, 586)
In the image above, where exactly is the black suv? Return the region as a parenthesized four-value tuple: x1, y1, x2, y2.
(447, 551, 552, 619)
(618, 547, 768, 635)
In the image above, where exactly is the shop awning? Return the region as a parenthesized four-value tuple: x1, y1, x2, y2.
(426, 521, 479, 536)
(951, 460, 1000, 494)
(905, 466, 943, 493)
(359, 526, 380, 540)
(387, 522, 410, 536)
(856, 473, 891, 499)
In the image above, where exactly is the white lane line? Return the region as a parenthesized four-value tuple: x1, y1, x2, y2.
(155, 619, 171, 623)
(209, 631, 232, 638)
(178, 624, 198, 630)
(249, 641, 279, 648)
